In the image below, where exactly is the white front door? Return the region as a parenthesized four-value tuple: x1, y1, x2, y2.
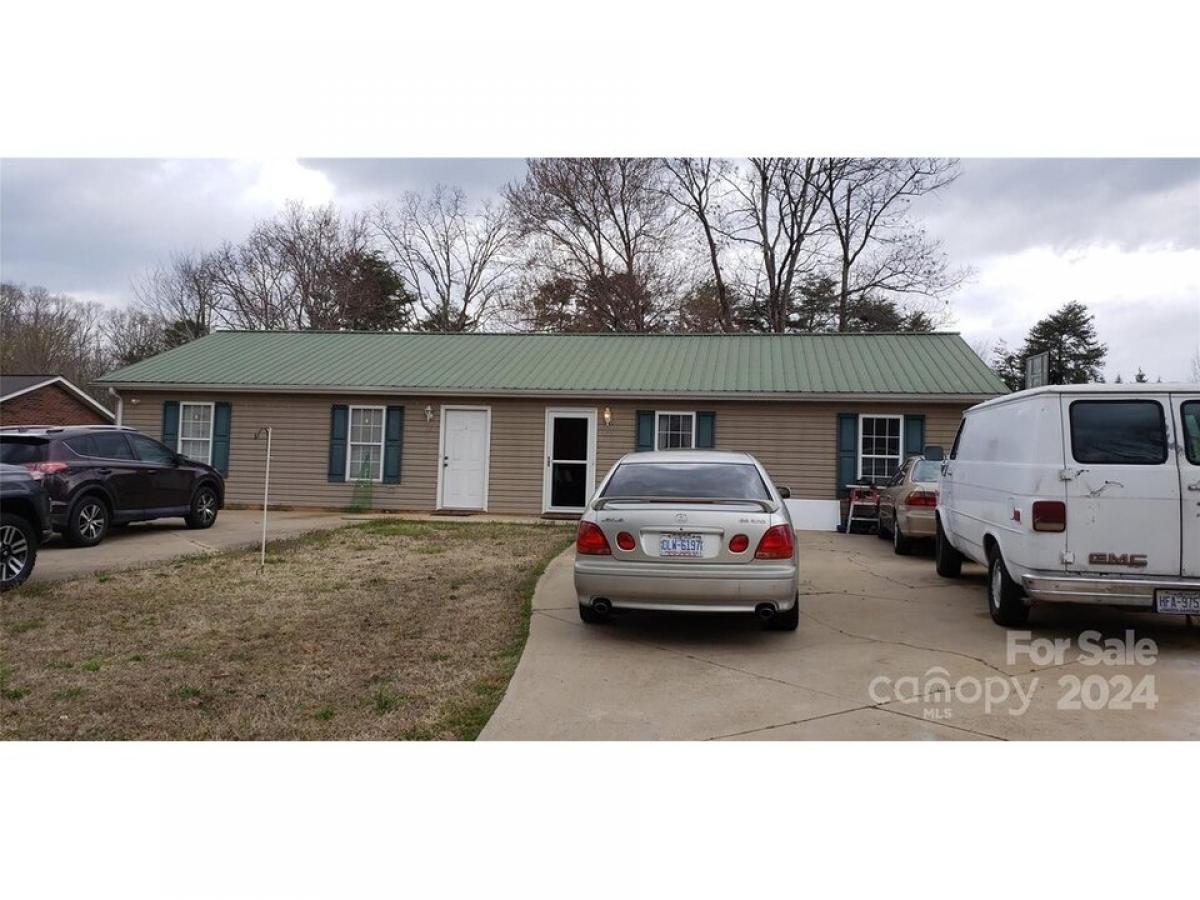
(543, 408, 597, 513)
(1173, 393, 1200, 577)
(440, 408, 490, 510)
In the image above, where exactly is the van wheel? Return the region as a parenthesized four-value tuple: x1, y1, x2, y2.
(934, 517, 963, 578)
(66, 494, 110, 547)
(987, 547, 1029, 627)
(893, 520, 913, 555)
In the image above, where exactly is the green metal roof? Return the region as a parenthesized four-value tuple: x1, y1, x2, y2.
(97, 331, 1007, 397)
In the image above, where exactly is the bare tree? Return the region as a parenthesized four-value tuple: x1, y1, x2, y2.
(504, 158, 679, 332)
(660, 158, 736, 330)
(375, 186, 511, 331)
(719, 158, 827, 333)
(822, 158, 963, 331)
(101, 308, 166, 366)
(133, 250, 220, 342)
(0, 283, 111, 403)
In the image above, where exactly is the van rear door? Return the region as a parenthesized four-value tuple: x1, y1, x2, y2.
(1173, 394, 1200, 578)
(1061, 394, 1181, 577)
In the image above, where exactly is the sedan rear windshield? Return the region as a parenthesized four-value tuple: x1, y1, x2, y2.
(0, 438, 48, 464)
(912, 460, 942, 482)
(602, 462, 772, 500)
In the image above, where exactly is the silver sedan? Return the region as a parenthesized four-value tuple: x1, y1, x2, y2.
(573, 450, 800, 630)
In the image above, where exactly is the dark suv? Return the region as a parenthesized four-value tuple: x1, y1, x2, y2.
(1, 462, 52, 590)
(0, 426, 224, 547)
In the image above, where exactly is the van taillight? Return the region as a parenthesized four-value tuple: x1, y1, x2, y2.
(1032, 501, 1066, 533)
(754, 524, 795, 559)
(576, 521, 612, 555)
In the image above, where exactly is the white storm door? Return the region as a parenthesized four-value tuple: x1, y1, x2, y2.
(440, 408, 490, 510)
(543, 409, 597, 513)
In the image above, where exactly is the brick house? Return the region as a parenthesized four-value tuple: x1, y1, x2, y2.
(0, 374, 115, 426)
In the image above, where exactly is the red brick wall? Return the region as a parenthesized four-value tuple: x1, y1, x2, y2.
(0, 384, 112, 426)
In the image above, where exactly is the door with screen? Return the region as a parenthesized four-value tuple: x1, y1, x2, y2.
(543, 409, 596, 513)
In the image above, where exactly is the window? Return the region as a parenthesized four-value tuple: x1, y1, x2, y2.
(602, 462, 771, 500)
(347, 406, 385, 481)
(90, 432, 136, 460)
(1070, 400, 1167, 465)
(1183, 401, 1200, 465)
(179, 402, 214, 464)
(129, 433, 177, 465)
(912, 460, 942, 483)
(0, 438, 48, 464)
(858, 414, 902, 482)
(655, 411, 695, 450)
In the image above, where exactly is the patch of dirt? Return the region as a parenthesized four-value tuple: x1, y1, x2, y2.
(0, 519, 572, 740)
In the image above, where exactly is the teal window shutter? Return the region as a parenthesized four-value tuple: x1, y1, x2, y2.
(836, 413, 858, 498)
(696, 411, 716, 448)
(162, 401, 180, 450)
(903, 415, 926, 461)
(635, 410, 654, 451)
(328, 405, 349, 482)
(212, 402, 232, 475)
(383, 406, 404, 484)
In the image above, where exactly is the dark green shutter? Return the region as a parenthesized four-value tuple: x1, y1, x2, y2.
(836, 413, 858, 498)
(696, 411, 716, 449)
(212, 402, 231, 475)
(162, 401, 180, 450)
(635, 410, 654, 451)
(903, 415, 926, 461)
(328, 405, 349, 482)
(383, 406, 404, 484)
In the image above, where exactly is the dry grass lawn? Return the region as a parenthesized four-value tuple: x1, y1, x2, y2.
(0, 519, 572, 740)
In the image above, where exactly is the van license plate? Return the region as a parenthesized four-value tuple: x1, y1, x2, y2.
(660, 534, 704, 557)
(1155, 590, 1200, 615)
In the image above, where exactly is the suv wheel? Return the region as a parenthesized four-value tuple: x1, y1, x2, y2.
(934, 517, 963, 578)
(987, 546, 1030, 627)
(185, 485, 219, 530)
(0, 513, 38, 592)
(67, 494, 110, 547)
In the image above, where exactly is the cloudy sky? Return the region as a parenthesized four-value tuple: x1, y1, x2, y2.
(1, 158, 1197, 380)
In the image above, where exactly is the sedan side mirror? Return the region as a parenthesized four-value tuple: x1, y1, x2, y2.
(777, 485, 791, 499)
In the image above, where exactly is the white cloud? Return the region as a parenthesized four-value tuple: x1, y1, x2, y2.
(237, 159, 336, 209)
(954, 243, 1200, 381)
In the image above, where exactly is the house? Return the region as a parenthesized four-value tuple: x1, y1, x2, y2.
(95, 331, 1006, 518)
(0, 374, 115, 426)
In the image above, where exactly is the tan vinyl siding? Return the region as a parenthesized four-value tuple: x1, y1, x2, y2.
(120, 390, 972, 516)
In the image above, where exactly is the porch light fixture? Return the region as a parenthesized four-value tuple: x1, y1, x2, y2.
(602, 406, 613, 426)
(424, 404, 433, 422)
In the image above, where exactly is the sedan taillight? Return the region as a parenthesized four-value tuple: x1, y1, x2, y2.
(754, 524, 795, 560)
(22, 461, 68, 480)
(905, 490, 938, 507)
(1032, 500, 1066, 532)
(576, 521, 612, 555)
(728, 534, 750, 553)
(615, 531, 636, 551)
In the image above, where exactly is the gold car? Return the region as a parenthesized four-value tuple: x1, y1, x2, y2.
(876, 457, 941, 555)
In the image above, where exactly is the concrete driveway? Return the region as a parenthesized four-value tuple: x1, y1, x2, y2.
(482, 532, 1200, 740)
(29, 509, 350, 583)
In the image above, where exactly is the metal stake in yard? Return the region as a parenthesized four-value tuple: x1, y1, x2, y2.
(254, 427, 273, 573)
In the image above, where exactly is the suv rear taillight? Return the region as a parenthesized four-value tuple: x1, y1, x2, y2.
(754, 524, 795, 560)
(905, 490, 938, 507)
(1032, 500, 1066, 532)
(576, 521, 612, 555)
(22, 462, 68, 480)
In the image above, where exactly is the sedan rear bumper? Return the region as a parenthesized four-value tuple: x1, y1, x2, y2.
(575, 558, 798, 613)
(896, 507, 936, 538)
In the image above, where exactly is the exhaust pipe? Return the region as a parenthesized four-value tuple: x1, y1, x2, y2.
(755, 603, 777, 621)
(592, 599, 612, 616)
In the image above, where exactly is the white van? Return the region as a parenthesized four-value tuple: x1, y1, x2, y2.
(934, 384, 1200, 626)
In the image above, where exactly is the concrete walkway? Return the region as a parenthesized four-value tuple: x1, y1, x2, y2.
(482, 532, 1200, 740)
(29, 509, 350, 583)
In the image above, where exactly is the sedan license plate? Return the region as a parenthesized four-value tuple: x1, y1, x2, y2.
(1155, 589, 1200, 615)
(659, 533, 704, 557)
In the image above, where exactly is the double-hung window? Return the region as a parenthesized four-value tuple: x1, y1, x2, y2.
(347, 406, 385, 481)
(858, 414, 902, 482)
(179, 402, 214, 464)
(655, 411, 696, 450)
